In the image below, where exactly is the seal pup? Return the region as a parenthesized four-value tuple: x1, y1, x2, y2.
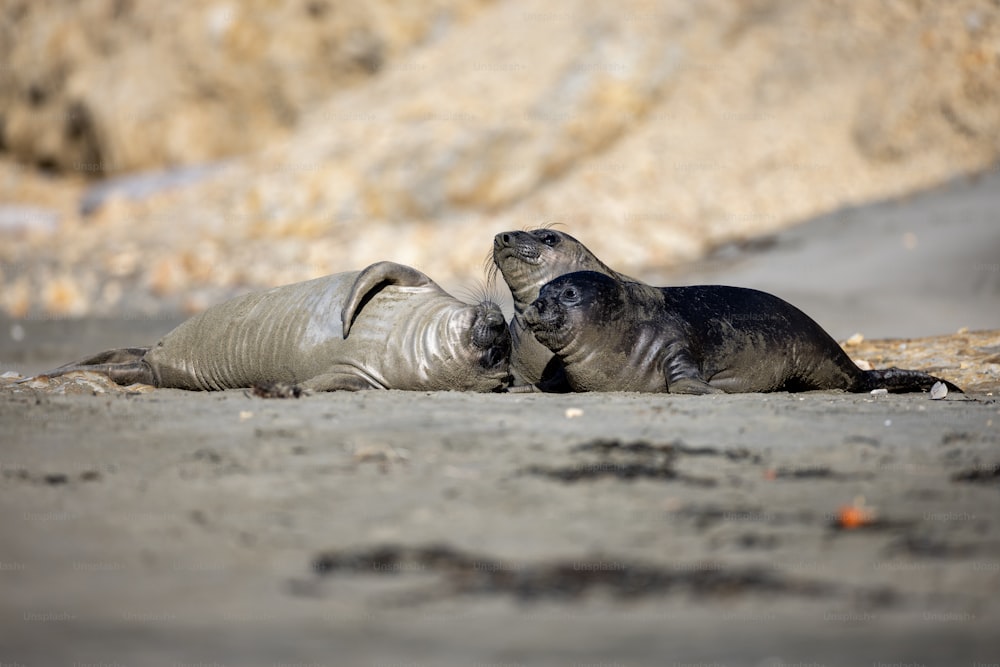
(491, 228, 635, 391)
(35, 262, 511, 392)
(524, 271, 962, 394)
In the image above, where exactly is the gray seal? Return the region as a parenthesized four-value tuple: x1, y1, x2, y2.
(491, 229, 633, 391)
(525, 271, 963, 394)
(37, 261, 511, 392)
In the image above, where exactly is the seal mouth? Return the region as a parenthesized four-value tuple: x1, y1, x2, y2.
(471, 302, 512, 372)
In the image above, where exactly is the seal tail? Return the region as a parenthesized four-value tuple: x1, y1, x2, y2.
(858, 367, 963, 394)
(18, 347, 156, 386)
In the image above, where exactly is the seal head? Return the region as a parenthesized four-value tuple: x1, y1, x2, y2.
(470, 301, 512, 371)
(492, 229, 629, 390)
(525, 271, 625, 353)
(453, 299, 512, 390)
(492, 229, 621, 309)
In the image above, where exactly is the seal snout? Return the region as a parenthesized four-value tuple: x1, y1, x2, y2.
(493, 230, 540, 263)
(493, 232, 512, 254)
(523, 299, 542, 325)
(524, 294, 559, 330)
(494, 231, 520, 249)
(472, 303, 511, 349)
(470, 303, 512, 377)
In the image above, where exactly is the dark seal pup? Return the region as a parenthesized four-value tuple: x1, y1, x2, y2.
(35, 261, 511, 392)
(524, 271, 962, 394)
(491, 229, 633, 391)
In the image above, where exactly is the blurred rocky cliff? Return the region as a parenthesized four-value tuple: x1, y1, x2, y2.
(1, 0, 998, 317)
(0, 0, 487, 172)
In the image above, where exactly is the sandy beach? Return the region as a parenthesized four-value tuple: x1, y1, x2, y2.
(1, 384, 998, 666)
(2, 174, 999, 665)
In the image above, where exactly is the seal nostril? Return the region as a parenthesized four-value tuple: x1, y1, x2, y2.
(501, 233, 511, 245)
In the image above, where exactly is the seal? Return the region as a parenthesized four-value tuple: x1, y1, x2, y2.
(36, 261, 511, 392)
(524, 271, 963, 394)
(491, 229, 633, 391)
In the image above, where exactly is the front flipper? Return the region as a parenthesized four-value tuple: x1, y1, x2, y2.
(342, 261, 436, 338)
(662, 343, 723, 395)
(534, 356, 573, 393)
(668, 377, 724, 395)
(300, 372, 383, 392)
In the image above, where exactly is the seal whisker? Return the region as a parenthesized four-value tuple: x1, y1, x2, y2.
(483, 248, 500, 289)
(523, 221, 565, 232)
(455, 283, 480, 306)
(457, 279, 502, 307)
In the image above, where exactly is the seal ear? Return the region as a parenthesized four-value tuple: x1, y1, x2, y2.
(342, 261, 436, 338)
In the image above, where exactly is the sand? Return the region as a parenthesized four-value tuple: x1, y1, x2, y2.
(1, 386, 998, 666)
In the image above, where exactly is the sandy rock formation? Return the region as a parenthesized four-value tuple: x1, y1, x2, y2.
(0, 0, 487, 173)
(0, 0, 998, 319)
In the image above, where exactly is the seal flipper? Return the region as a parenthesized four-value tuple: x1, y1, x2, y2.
(45, 347, 150, 373)
(301, 372, 381, 392)
(662, 343, 724, 395)
(668, 377, 725, 395)
(534, 356, 573, 393)
(27, 347, 157, 386)
(859, 367, 963, 394)
(342, 261, 436, 338)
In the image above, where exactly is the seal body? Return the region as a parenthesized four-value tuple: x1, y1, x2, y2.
(41, 262, 511, 392)
(492, 229, 633, 391)
(525, 271, 962, 394)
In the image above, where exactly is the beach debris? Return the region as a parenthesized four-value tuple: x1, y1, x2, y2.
(929, 381, 948, 400)
(844, 333, 865, 347)
(351, 441, 410, 463)
(248, 381, 306, 399)
(834, 496, 876, 530)
(3, 369, 152, 395)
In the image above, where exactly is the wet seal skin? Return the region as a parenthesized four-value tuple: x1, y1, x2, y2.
(524, 270, 963, 394)
(29, 261, 511, 392)
(491, 228, 636, 391)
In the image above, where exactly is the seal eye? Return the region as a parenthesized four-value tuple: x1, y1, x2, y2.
(537, 231, 559, 246)
(560, 286, 579, 304)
